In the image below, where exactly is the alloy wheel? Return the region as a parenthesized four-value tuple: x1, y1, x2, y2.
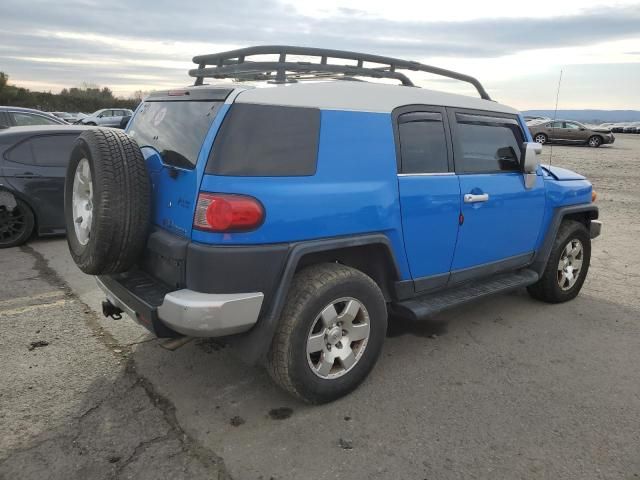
(557, 238, 584, 291)
(306, 297, 371, 379)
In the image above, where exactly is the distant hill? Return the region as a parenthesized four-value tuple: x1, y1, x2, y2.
(522, 110, 640, 123)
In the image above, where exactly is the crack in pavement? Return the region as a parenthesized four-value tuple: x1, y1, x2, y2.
(0, 245, 231, 480)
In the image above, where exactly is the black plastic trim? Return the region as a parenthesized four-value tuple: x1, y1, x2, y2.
(448, 251, 534, 285)
(227, 233, 402, 365)
(530, 204, 598, 275)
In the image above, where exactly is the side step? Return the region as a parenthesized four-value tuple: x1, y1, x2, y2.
(392, 269, 539, 321)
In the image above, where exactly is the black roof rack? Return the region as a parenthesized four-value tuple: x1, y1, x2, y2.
(190, 45, 492, 100)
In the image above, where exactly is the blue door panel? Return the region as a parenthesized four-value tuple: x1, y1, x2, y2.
(453, 172, 546, 270)
(398, 175, 460, 279)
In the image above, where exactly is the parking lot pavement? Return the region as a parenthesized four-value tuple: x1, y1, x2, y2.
(1, 135, 640, 479)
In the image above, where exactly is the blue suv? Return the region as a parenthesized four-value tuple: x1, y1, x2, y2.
(63, 46, 601, 403)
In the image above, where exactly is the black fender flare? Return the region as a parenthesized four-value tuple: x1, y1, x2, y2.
(530, 204, 598, 275)
(228, 233, 402, 365)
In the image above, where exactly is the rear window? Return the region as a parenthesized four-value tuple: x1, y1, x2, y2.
(128, 101, 222, 169)
(207, 103, 320, 176)
(6, 134, 78, 167)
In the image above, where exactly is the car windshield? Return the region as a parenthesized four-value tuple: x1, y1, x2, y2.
(128, 100, 222, 169)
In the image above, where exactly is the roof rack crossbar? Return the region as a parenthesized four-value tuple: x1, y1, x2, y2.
(190, 45, 491, 100)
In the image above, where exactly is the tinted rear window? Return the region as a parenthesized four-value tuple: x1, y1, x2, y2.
(207, 103, 320, 176)
(128, 101, 222, 169)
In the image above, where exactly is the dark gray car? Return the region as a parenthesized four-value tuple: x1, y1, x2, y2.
(0, 106, 68, 129)
(0, 125, 91, 247)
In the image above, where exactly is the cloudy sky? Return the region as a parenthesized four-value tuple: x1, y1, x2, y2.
(1, 0, 639, 109)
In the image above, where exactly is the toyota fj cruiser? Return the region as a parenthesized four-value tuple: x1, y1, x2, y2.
(64, 46, 601, 403)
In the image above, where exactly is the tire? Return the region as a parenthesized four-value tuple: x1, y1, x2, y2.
(85, 122, 97, 126)
(527, 220, 591, 303)
(534, 133, 547, 144)
(64, 128, 150, 274)
(0, 197, 35, 248)
(588, 135, 602, 147)
(267, 263, 387, 404)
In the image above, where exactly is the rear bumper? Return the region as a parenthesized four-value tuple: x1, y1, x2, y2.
(97, 274, 263, 338)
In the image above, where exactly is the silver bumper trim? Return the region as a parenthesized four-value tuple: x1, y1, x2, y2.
(96, 278, 263, 337)
(590, 220, 602, 239)
(158, 290, 263, 337)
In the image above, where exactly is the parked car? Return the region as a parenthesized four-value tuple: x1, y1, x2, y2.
(51, 111, 87, 123)
(63, 46, 601, 404)
(0, 106, 68, 129)
(529, 119, 614, 147)
(119, 113, 132, 129)
(622, 122, 639, 134)
(0, 125, 91, 247)
(610, 123, 627, 133)
(79, 108, 134, 127)
(524, 115, 550, 123)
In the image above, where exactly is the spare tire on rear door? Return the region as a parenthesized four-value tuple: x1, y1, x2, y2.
(64, 128, 150, 275)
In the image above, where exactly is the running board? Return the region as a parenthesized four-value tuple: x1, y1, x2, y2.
(392, 269, 539, 321)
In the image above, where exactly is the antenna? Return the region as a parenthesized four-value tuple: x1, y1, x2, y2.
(549, 69, 563, 166)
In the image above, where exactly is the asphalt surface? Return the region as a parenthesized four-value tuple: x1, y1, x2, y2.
(1, 135, 639, 480)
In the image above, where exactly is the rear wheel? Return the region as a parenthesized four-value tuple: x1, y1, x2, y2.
(0, 198, 35, 248)
(588, 135, 602, 147)
(267, 263, 387, 404)
(527, 220, 591, 303)
(534, 133, 547, 144)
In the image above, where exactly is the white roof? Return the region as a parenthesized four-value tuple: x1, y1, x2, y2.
(231, 81, 518, 115)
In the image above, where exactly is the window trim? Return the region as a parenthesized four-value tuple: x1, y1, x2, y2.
(392, 104, 453, 174)
(446, 107, 526, 175)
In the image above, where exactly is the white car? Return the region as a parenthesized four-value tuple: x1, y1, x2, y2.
(80, 109, 134, 127)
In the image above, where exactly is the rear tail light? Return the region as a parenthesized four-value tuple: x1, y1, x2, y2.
(193, 193, 264, 232)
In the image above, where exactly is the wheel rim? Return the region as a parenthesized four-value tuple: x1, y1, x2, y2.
(0, 204, 27, 244)
(535, 134, 546, 144)
(557, 238, 584, 291)
(306, 297, 371, 379)
(589, 137, 600, 147)
(72, 158, 93, 246)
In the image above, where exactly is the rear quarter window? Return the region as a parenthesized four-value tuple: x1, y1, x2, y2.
(207, 103, 320, 176)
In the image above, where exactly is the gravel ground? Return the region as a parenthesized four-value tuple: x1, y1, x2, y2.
(1, 135, 639, 479)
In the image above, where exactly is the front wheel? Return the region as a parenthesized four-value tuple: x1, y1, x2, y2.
(527, 220, 591, 303)
(267, 263, 387, 404)
(588, 135, 602, 147)
(534, 133, 548, 144)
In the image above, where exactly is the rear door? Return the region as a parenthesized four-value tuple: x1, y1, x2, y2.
(126, 89, 230, 238)
(396, 107, 461, 292)
(564, 121, 588, 143)
(547, 120, 569, 142)
(2, 133, 77, 232)
(448, 109, 545, 279)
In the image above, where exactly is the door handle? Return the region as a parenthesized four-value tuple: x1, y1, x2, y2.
(464, 193, 489, 203)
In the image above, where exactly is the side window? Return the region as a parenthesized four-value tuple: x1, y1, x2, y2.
(5, 138, 36, 164)
(5, 135, 77, 167)
(207, 103, 320, 176)
(12, 112, 59, 126)
(0, 112, 10, 128)
(565, 122, 581, 130)
(455, 113, 524, 173)
(550, 121, 564, 128)
(30, 135, 77, 166)
(397, 112, 448, 174)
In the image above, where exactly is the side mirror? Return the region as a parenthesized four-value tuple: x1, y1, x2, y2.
(523, 142, 542, 189)
(523, 141, 541, 173)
